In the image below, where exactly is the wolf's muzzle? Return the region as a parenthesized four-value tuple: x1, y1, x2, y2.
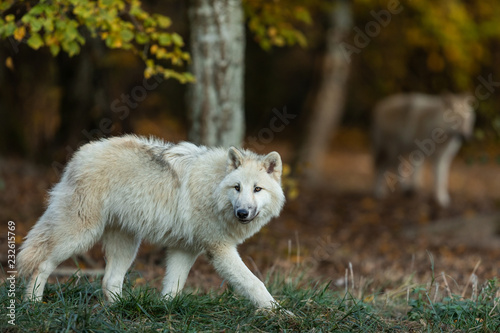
(235, 208, 258, 224)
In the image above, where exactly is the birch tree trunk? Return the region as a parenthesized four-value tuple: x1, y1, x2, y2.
(187, 0, 245, 147)
(300, 0, 353, 182)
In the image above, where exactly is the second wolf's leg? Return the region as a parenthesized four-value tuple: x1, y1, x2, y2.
(101, 229, 141, 302)
(374, 164, 389, 198)
(208, 245, 275, 309)
(433, 137, 461, 207)
(374, 152, 388, 199)
(373, 143, 397, 198)
(161, 248, 199, 298)
(402, 161, 424, 196)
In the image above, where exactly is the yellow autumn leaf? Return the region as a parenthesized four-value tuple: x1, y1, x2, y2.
(287, 187, 299, 200)
(14, 26, 26, 41)
(156, 47, 167, 59)
(150, 44, 158, 54)
(272, 35, 285, 47)
(282, 163, 291, 177)
(5, 57, 14, 70)
(144, 67, 154, 79)
(110, 36, 122, 48)
(363, 295, 374, 303)
(268, 26, 277, 37)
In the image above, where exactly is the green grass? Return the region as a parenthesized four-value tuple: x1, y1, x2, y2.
(1, 271, 499, 332)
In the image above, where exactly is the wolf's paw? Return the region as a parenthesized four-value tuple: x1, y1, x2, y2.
(256, 306, 296, 318)
(280, 308, 296, 317)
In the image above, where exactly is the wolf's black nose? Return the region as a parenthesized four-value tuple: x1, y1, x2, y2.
(236, 209, 249, 219)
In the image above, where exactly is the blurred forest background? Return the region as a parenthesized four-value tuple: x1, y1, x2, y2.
(1, 0, 500, 162)
(1, 0, 500, 298)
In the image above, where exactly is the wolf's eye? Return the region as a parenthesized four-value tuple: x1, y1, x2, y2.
(254, 186, 262, 193)
(234, 184, 240, 192)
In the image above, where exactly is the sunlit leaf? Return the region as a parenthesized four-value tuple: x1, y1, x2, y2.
(155, 14, 171, 29)
(5, 56, 14, 70)
(120, 29, 134, 42)
(62, 40, 80, 56)
(171, 33, 184, 47)
(27, 33, 44, 49)
(158, 33, 171, 46)
(135, 32, 149, 44)
(49, 43, 61, 56)
(13, 26, 26, 41)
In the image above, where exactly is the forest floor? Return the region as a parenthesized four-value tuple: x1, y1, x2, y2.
(1, 128, 500, 314)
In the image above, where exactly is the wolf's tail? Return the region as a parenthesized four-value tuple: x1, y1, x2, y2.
(17, 219, 53, 277)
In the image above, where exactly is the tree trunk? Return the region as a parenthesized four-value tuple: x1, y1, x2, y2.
(299, 0, 353, 183)
(187, 0, 245, 147)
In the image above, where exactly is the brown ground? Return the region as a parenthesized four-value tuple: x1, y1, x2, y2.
(1, 129, 500, 301)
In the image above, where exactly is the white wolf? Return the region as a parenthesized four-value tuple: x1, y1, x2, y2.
(372, 93, 475, 207)
(17, 135, 286, 309)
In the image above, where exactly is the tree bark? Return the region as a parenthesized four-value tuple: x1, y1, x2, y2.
(187, 0, 245, 147)
(299, 0, 353, 183)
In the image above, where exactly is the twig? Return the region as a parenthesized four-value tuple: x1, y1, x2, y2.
(246, 256, 264, 281)
(345, 268, 348, 295)
(441, 271, 453, 299)
(461, 259, 481, 299)
(358, 276, 364, 300)
(288, 239, 292, 263)
(77, 253, 99, 268)
(52, 268, 105, 276)
(349, 262, 355, 291)
(295, 231, 300, 265)
(433, 282, 440, 303)
(488, 290, 500, 316)
(471, 274, 478, 301)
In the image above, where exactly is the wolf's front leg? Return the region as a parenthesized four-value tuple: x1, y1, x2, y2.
(208, 245, 276, 309)
(162, 248, 199, 298)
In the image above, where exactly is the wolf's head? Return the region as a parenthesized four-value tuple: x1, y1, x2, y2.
(218, 147, 285, 225)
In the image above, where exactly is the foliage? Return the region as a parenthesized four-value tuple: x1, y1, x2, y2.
(351, 0, 500, 91)
(243, 0, 315, 51)
(0, 0, 193, 82)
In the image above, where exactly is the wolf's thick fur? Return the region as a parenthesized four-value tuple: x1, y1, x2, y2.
(17, 135, 285, 309)
(372, 93, 475, 207)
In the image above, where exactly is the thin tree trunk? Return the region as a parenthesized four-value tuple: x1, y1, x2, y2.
(299, 0, 353, 182)
(187, 0, 245, 147)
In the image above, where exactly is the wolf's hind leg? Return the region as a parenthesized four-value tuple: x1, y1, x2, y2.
(25, 261, 57, 301)
(161, 248, 199, 299)
(101, 229, 141, 302)
(21, 220, 103, 301)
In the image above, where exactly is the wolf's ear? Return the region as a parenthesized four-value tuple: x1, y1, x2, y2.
(263, 151, 282, 181)
(227, 146, 244, 172)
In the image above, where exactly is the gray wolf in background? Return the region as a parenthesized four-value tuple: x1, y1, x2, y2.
(372, 93, 475, 207)
(18, 135, 285, 309)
